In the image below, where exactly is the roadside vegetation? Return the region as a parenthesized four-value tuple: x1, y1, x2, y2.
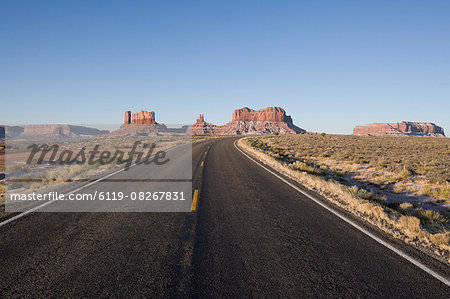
(238, 135, 450, 263)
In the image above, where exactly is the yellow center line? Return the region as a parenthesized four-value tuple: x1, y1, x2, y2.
(191, 189, 199, 211)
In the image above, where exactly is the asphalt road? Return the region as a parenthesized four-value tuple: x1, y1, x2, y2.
(0, 137, 449, 297)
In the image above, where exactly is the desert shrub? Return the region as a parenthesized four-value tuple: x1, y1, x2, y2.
(334, 171, 345, 177)
(416, 165, 434, 175)
(346, 185, 374, 200)
(429, 232, 450, 246)
(429, 185, 450, 201)
(398, 216, 422, 234)
(439, 185, 450, 201)
(377, 160, 387, 168)
(432, 188, 440, 198)
(399, 169, 411, 180)
(415, 209, 448, 225)
(384, 175, 400, 184)
(421, 184, 432, 196)
(289, 161, 322, 176)
(399, 202, 413, 214)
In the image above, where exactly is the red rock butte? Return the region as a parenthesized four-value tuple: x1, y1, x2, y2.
(192, 114, 217, 135)
(195, 114, 205, 124)
(353, 121, 445, 137)
(192, 107, 305, 135)
(232, 107, 293, 123)
(124, 110, 157, 125)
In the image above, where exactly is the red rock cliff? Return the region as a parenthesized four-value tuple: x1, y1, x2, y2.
(197, 106, 305, 135)
(124, 110, 157, 125)
(124, 111, 131, 124)
(232, 107, 293, 123)
(353, 121, 445, 137)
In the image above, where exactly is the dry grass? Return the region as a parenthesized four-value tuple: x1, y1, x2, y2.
(238, 137, 450, 263)
(246, 135, 450, 211)
(252, 134, 449, 183)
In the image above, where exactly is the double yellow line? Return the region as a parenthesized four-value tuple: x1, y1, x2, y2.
(191, 150, 208, 211)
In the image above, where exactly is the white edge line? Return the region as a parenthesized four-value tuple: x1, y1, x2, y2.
(0, 144, 186, 228)
(234, 140, 450, 287)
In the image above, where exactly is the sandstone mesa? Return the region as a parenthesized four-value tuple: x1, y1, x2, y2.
(192, 107, 305, 135)
(3, 109, 445, 139)
(109, 107, 305, 136)
(1, 125, 109, 139)
(353, 121, 445, 137)
(107, 110, 187, 137)
(107, 110, 170, 137)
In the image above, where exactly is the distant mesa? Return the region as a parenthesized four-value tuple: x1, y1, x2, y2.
(192, 107, 305, 135)
(353, 121, 445, 137)
(1, 125, 109, 139)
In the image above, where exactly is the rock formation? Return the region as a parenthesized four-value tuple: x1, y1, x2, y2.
(192, 107, 305, 135)
(124, 111, 131, 124)
(124, 110, 157, 125)
(353, 122, 445, 137)
(232, 107, 293, 123)
(0, 125, 109, 139)
(191, 114, 218, 135)
(110, 109, 172, 136)
(196, 114, 205, 124)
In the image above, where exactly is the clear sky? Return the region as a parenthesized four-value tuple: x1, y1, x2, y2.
(1, 0, 449, 134)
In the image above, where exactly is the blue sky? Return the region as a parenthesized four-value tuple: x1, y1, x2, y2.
(1, 0, 449, 133)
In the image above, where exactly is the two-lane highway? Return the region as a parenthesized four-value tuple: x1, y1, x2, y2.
(193, 137, 449, 297)
(0, 137, 449, 297)
(0, 139, 214, 297)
